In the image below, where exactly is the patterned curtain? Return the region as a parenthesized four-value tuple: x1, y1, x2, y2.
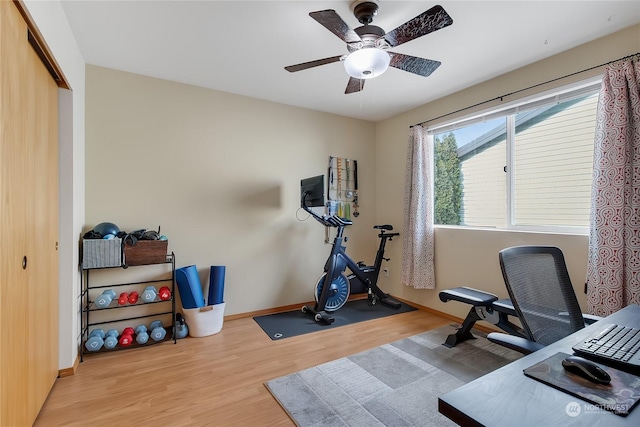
(401, 125, 435, 289)
(587, 57, 640, 316)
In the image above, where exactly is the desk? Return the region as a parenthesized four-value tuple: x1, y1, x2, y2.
(438, 304, 640, 426)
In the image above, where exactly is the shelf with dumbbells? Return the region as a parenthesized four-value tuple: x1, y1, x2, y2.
(80, 253, 177, 360)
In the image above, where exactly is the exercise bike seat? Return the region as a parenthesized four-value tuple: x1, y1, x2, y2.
(374, 224, 393, 230)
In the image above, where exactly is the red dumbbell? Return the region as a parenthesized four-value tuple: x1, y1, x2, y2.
(119, 327, 135, 346)
(128, 291, 139, 304)
(118, 292, 129, 305)
(158, 286, 171, 301)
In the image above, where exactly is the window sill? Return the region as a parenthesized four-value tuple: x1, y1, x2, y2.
(434, 224, 589, 237)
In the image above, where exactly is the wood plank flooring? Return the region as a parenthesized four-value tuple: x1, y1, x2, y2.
(34, 308, 451, 427)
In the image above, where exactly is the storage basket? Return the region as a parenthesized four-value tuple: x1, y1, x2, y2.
(123, 240, 168, 266)
(182, 302, 225, 337)
(82, 238, 122, 269)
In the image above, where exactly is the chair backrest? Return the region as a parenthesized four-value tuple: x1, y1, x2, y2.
(499, 245, 585, 346)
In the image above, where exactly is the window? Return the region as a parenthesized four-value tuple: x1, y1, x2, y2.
(432, 80, 600, 231)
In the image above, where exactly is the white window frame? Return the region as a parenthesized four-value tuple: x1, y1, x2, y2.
(428, 77, 602, 234)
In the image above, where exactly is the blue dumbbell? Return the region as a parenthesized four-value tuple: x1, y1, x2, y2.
(104, 329, 119, 350)
(85, 329, 105, 352)
(89, 328, 105, 338)
(149, 320, 166, 341)
(94, 289, 116, 308)
(149, 320, 163, 331)
(135, 325, 149, 344)
(141, 286, 157, 303)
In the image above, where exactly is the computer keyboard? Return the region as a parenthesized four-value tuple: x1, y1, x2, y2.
(573, 323, 640, 373)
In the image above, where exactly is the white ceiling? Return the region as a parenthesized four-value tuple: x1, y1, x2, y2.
(60, 1, 640, 122)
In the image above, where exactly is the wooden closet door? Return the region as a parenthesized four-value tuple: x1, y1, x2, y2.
(26, 19, 59, 420)
(0, 1, 59, 425)
(1, 2, 32, 425)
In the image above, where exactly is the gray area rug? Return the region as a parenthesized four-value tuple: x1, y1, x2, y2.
(265, 325, 522, 426)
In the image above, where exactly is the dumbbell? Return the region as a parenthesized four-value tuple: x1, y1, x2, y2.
(89, 328, 105, 338)
(135, 325, 149, 344)
(158, 286, 171, 301)
(104, 329, 119, 350)
(141, 286, 157, 303)
(118, 292, 129, 305)
(94, 289, 116, 308)
(128, 291, 139, 304)
(149, 320, 167, 341)
(85, 329, 105, 352)
(119, 327, 134, 346)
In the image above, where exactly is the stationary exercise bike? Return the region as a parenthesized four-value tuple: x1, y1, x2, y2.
(300, 184, 401, 324)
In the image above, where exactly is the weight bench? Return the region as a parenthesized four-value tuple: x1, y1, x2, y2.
(438, 286, 525, 348)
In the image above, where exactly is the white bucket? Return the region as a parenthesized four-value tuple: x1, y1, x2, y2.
(182, 302, 225, 337)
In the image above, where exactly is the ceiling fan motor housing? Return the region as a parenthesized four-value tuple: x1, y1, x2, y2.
(354, 25, 385, 38)
(351, 0, 379, 25)
(347, 25, 387, 53)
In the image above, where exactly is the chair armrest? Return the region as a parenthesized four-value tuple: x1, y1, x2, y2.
(559, 311, 603, 326)
(487, 332, 545, 355)
(582, 314, 602, 325)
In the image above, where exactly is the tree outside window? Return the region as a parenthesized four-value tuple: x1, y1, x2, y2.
(434, 133, 462, 225)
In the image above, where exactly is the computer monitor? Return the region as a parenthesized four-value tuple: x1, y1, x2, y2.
(300, 175, 325, 208)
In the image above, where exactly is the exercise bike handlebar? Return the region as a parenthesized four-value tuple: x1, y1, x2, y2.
(302, 192, 353, 228)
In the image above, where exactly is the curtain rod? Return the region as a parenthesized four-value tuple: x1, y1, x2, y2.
(410, 52, 640, 129)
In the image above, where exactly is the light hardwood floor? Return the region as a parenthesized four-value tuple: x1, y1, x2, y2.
(35, 307, 451, 427)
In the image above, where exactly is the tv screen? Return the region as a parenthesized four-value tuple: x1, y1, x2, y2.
(301, 175, 325, 208)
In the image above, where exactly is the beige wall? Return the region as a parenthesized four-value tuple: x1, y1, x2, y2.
(85, 66, 379, 316)
(375, 24, 640, 321)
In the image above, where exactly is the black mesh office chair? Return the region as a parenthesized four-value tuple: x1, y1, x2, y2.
(487, 245, 600, 354)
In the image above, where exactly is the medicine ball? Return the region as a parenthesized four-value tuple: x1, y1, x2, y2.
(93, 222, 120, 237)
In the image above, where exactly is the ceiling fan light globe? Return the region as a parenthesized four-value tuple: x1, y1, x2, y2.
(343, 48, 390, 79)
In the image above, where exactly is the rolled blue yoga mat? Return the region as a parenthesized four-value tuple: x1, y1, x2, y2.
(176, 265, 205, 309)
(208, 265, 225, 305)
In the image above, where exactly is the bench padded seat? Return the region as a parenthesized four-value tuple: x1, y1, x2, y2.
(439, 286, 498, 306)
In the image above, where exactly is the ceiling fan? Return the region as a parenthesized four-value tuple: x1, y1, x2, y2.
(285, 1, 453, 94)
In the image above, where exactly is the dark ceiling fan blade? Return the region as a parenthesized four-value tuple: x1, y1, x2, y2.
(285, 55, 343, 72)
(310, 9, 362, 44)
(383, 5, 453, 48)
(389, 52, 441, 77)
(345, 77, 364, 94)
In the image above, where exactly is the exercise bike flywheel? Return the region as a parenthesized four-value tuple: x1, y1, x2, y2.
(314, 273, 350, 312)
